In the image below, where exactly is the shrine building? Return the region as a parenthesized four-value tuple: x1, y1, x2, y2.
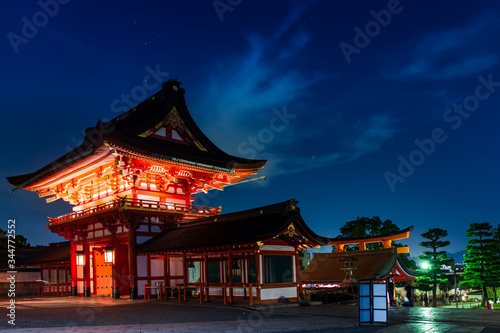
(7, 80, 325, 302)
(7, 79, 415, 303)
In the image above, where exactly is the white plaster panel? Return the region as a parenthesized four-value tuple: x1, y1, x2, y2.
(137, 255, 147, 277)
(259, 245, 294, 252)
(77, 266, 83, 279)
(137, 280, 146, 296)
(95, 230, 103, 238)
(77, 281, 83, 293)
(260, 287, 297, 300)
(50, 269, 57, 283)
(169, 257, 183, 276)
(150, 258, 164, 277)
(58, 269, 66, 282)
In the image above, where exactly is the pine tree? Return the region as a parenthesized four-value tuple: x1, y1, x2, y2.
(417, 228, 453, 307)
(460, 222, 496, 307)
(489, 224, 500, 303)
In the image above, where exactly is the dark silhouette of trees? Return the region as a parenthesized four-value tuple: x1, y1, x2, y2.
(417, 228, 453, 307)
(0, 227, 33, 268)
(460, 222, 498, 307)
(337, 216, 416, 269)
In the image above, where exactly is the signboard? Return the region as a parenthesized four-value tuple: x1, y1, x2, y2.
(358, 280, 388, 326)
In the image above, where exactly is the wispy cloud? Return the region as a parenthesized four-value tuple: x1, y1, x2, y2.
(387, 15, 499, 80)
(268, 114, 398, 176)
(195, 6, 397, 177)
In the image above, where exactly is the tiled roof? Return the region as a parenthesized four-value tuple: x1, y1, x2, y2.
(137, 199, 328, 253)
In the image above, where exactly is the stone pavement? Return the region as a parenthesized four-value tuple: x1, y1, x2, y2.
(1, 296, 499, 332)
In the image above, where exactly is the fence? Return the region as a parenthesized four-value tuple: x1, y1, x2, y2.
(144, 283, 256, 306)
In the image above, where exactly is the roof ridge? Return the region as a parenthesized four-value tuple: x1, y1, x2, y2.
(163, 199, 299, 230)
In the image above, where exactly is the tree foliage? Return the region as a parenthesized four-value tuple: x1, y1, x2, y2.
(460, 223, 499, 307)
(416, 228, 453, 307)
(0, 227, 33, 268)
(336, 216, 416, 269)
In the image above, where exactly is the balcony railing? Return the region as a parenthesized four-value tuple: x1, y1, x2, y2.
(48, 198, 220, 225)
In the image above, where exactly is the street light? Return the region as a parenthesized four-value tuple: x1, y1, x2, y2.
(419, 261, 430, 307)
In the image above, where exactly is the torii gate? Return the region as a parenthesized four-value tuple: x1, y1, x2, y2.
(328, 226, 414, 254)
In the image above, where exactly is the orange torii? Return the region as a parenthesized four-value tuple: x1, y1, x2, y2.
(328, 226, 414, 253)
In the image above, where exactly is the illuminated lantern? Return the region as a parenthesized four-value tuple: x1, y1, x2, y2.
(104, 247, 114, 263)
(76, 251, 85, 266)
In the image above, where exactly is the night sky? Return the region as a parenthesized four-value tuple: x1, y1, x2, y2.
(1, 0, 499, 257)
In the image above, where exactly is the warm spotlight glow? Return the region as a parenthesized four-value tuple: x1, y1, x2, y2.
(76, 251, 85, 266)
(104, 247, 114, 263)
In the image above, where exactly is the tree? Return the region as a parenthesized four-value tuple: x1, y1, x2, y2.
(460, 223, 497, 307)
(0, 227, 33, 268)
(336, 216, 416, 269)
(338, 217, 399, 251)
(417, 228, 453, 307)
(493, 224, 500, 302)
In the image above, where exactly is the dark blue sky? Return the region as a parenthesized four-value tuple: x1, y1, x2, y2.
(1, 0, 499, 256)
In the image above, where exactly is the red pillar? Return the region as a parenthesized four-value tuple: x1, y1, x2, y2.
(204, 251, 209, 302)
(228, 248, 233, 303)
(183, 252, 188, 301)
(128, 224, 138, 299)
(48, 266, 52, 295)
(56, 265, 60, 296)
(295, 247, 302, 300)
(70, 239, 77, 296)
(255, 247, 261, 302)
(83, 237, 91, 297)
(110, 228, 120, 299)
(163, 253, 168, 297)
(64, 264, 69, 296)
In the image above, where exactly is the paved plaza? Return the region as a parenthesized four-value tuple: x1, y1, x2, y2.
(1, 296, 499, 332)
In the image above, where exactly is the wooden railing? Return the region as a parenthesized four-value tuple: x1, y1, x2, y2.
(145, 283, 256, 306)
(48, 198, 219, 224)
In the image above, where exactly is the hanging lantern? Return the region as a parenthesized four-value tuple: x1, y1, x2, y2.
(232, 258, 240, 270)
(76, 251, 85, 266)
(187, 261, 195, 268)
(104, 247, 114, 263)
